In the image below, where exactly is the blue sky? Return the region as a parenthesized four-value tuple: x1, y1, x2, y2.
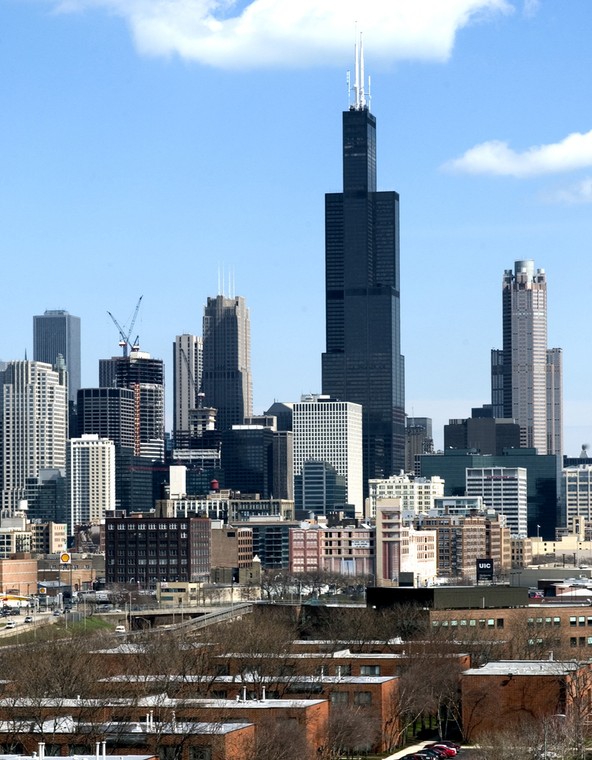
(1, 0, 591, 455)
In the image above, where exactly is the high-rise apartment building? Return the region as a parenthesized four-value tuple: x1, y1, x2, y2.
(99, 351, 165, 459)
(202, 295, 252, 432)
(366, 473, 445, 520)
(67, 434, 115, 533)
(491, 260, 563, 456)
(33, 310, 81, 405)
(322, 41, 405, 485)
(0, 361, 68, 513)
(173, 334, 203, 447)
(293, 394, 363, 517)
(466, 466, 528, 538)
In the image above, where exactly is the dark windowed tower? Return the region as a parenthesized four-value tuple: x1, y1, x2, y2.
(202, 295, 252, 432)
(33, 309, 81, 404)
(322, 39, 405, 485)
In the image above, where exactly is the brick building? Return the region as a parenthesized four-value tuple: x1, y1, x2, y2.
(462, 660, 592, 741)
(105, 514, 211, 587)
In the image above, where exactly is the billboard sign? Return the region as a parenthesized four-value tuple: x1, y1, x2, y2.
(476, 558, 494, 581)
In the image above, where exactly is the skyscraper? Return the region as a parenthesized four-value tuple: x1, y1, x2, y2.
(33, 310, 81, 404)
(321, 40, 405, 484)
(99, 351, 165, 458)
(67, 434, 115, 534)
(293, 394, 363, 517)
(491, 260, 563, 456)
(0, 361, 68, 513)
(173, 334, 203, 447)
(202, 295, 252, 432)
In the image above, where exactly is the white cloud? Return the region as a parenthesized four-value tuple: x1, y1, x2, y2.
(47, 0, 512, 69)
(543, 177, 592, 205)
(444, 130, 592, 178)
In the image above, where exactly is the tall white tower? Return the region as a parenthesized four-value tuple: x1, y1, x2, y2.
(293, 394, 363, 517)
(67, 434, 115, 534)
(0, 361, 68, 513)
(492, 260, 563, 456)
(173, 334, 203, 447)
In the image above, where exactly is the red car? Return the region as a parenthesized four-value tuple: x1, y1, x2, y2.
(426, 745, 457, 757)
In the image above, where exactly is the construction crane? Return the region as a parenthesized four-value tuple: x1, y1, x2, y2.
(107, 296, 143, 357)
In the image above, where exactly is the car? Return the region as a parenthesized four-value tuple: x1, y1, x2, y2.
(9, 608, 20, 615)
(426, 746, 456, 757)
(52, 609, 61, 616)
(23, 616, 33, 624)
(111, 608, 123, 613)
(4, 621, 16, 629)
(115, 625, 126, 634)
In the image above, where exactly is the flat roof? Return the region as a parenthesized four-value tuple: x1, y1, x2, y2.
(463, 660, 585, 676)
(101, 674, 396, 685)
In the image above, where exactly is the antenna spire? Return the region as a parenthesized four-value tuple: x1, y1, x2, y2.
(351, 31, 368, 111)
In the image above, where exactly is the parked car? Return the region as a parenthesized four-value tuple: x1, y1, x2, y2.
(9, 608, 20, 615)
(426, 745, 457, 756)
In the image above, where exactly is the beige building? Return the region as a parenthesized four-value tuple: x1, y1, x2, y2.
(375, 500, 437, 586)
(366, 474, 444, 520)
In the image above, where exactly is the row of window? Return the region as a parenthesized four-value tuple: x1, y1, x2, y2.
(432, 618, 504, 629)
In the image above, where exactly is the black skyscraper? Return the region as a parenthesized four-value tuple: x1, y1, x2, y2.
(322, 42, 405, 484)
(33, 309, 81, 404)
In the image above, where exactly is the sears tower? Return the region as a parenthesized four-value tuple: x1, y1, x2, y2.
(322, 38, 405, 484)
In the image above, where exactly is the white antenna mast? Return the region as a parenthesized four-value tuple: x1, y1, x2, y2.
(359, 32, 366, 109)
(354, 32, 359, 109)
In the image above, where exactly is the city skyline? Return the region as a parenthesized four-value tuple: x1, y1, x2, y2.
(1, 2, 592, 455)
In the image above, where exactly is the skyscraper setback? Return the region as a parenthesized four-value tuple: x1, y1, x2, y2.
(322, 41, 405, 483)
(491, 259, 563, 456)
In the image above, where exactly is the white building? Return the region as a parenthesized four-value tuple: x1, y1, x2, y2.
(466, 466, 527, 538)
(293, 394, 363, 517)
(562, 465, 592, 528)
(173, 333, 203, 447)
(0, 361, 68, 514)
(67, 435, 115, 533)
(366, 473, 445, 520)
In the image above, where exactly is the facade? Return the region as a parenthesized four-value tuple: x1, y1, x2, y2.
(105, 514, 211, 587)
(321, 43, 405, 485)
(491, 259, 563, 456)
(405, 417, 433, 475)
(99, 351, 165, 459)
(375, 500, 437, 586)
(462, 660, 592, 742)
(444, 414, 521, 455)
(419, 448, 561, 539)
(25, 468, 67, 525)
(0, 361, 68, 514)
(293, 394, 363, 517)
(562, 465, 592, 529)
(415, 511, 511, 580)
(33, 309, 81, 405)
(173, 333, 203, 447)
(366, 473, 445, 520)
(221, 426, 276, 498)
(76, 387, 135, 448)
(29, 521, 68, 555)
(289, 524, 375, 576)
(202, 295, 252, 432)
(466, 466, 528, 538)
(67, 435, 116, 533)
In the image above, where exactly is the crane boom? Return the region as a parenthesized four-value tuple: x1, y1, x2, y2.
(107, 295, 144, 357)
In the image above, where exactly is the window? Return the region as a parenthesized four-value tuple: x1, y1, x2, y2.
(190, 750, 211, 760)
(354, 691, 372, 705)
(360, 665, 380, 676)
(330, 692, 348, 704)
